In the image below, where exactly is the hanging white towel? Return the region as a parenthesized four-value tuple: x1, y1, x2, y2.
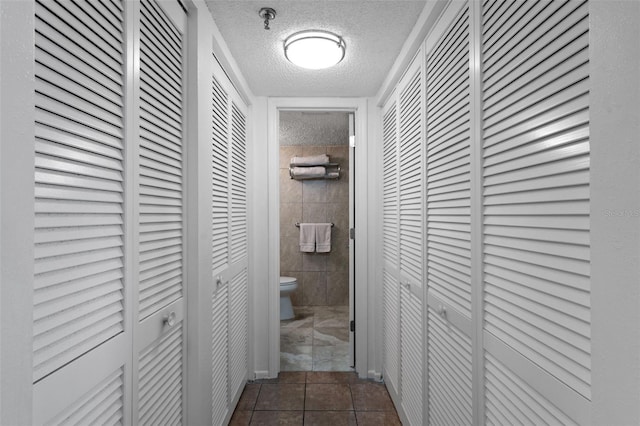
(299, 223, 316, 253)
(290, 154, 330, 166)
(290, 166, 326, 179)
(315, 223, 332, 253)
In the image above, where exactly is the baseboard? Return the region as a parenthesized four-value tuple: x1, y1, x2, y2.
(253, 370, 271, 380)
(367, 370, 383, 382)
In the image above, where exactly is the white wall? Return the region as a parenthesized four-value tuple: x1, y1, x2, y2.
(590, 1, 640, 423)
(366, 97, 384, 379)
(249, 96, 271, 378)
(0, 1, 36, 424)
(185, 1, 216, 422)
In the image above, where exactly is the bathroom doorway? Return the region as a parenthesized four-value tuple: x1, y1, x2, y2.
(266, 97, 369, 379)
(277, 110, 355, 371)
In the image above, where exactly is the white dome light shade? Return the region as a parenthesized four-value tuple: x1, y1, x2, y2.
(284, 30, 346, 70)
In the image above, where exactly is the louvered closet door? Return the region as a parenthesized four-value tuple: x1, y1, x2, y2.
(211, 71, 231, 423)
(135, 1, 187, 424)
(32, 0, 128, 423)
(210, 62, 250, 422)
(381, 98, 400, 396)
(424, 2, 473, 425)
(397, 56, 424, 426)
(481, 0, 591, 423)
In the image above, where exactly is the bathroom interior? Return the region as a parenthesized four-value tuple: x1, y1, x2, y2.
(278, 111, 353, 371)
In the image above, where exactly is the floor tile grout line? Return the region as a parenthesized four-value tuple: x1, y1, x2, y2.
(302, 372, 307, 424)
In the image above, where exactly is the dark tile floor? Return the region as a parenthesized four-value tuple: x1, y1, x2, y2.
(229, 371, 402, 425)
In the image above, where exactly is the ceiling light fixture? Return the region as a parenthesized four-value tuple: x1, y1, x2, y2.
(284, 30, 346, 70)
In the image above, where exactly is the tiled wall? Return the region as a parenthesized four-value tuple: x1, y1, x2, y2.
(279, 144, 350, 306)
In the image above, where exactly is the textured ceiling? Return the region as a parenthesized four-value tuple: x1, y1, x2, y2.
(205, 1, 426, 97)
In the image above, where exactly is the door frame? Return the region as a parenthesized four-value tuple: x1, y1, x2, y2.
(266, 97, 369, 377)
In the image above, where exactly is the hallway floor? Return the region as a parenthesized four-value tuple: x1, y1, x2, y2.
(229, 372, 401, 425)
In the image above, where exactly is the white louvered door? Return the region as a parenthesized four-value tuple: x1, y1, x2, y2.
(381, 97, 400, 398)
(210, 60, 250, 423)
(33, 0, 128, 423)
(397, 55, 425, 426)
(382, 54, 426, 426)
(134, 1, 187, 425)
(481, 0, 591, 423)
(211, 67, 231, 424)
(425, 2, 474, 425)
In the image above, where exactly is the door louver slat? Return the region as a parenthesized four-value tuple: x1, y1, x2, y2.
(229, 269, 248, 398)
(485, 353, 579, 426)
(230, 104, 248, 263)
(47, 367, 124, 426)
(139, 0, 183, 320)
(382, 271, 399, 391)
(482, 0, 591, 401)
(211, 283, 229, 425)
(399, 69, 423, 287)
(212, 75, 230, 273)
(426, 5, 472, 320)
(33, 0, 125, 383)
(427, 310, 473, 426)
(382, 102, 399, 266)
(138, 324, 183, 426)
(400, 286, 423, 425)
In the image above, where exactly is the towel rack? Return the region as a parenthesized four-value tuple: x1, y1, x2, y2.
(295, 222, 334, 228)
(289, 163, 341, 180)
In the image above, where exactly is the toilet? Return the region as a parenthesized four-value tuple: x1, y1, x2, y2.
(280, 276, 298, 320)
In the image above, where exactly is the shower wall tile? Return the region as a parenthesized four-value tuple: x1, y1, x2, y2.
(327, 236, 349, 272)
(327, 271, 349, 306)
(280, 169, 302, 203)
(281, 203, 302, 238)
(280, 236, 302, 271)
(327, 177, 349, 203)
(303, 272, 327, 306)
(302, 203, 327, 223)
(303, 180, 327, 203)
(302, 253, 327, 272)
(327, 203, 349, 232)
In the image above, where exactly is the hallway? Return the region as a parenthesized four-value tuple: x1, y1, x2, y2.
(1, 0, 639, 425)
(229, 372, 401, 426)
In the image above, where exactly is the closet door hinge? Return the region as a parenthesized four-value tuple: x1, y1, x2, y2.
(349, 228, 355, 240)
(350, 320, 355, 332)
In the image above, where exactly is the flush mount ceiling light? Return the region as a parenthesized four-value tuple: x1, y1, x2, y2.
(284, 30, 346, 70)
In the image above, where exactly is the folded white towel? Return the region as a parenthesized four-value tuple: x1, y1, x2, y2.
(290, 166, 326, 179)
(290, 154, 330, 166)
(315, 223, 332, 253)
(299, 223, 316, 253)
